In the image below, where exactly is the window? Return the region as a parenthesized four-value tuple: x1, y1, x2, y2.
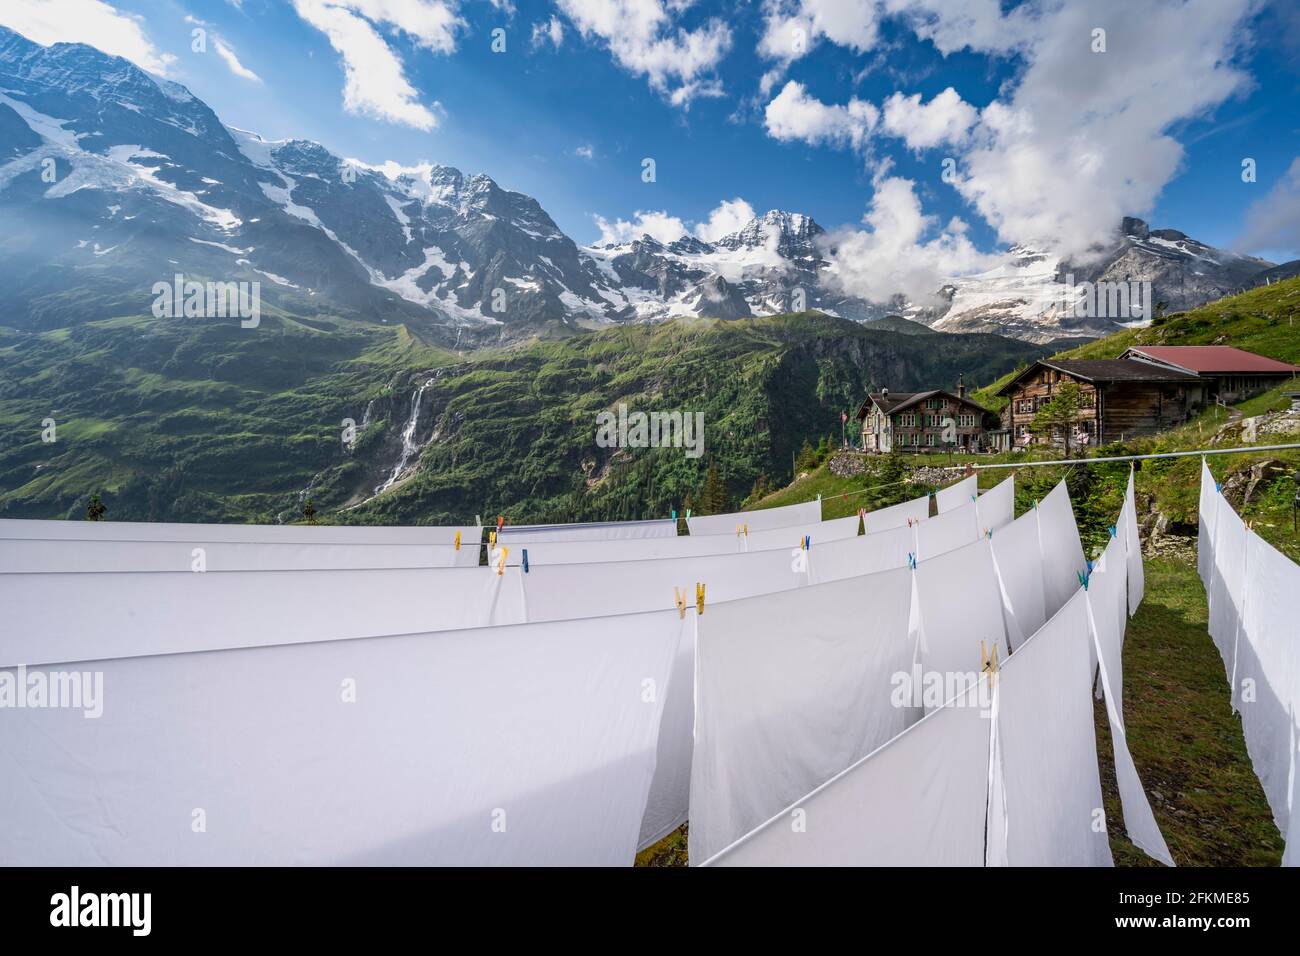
(926, 433, 935, 447)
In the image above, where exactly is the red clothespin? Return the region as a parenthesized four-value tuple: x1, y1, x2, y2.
(497, 515, 505, 532)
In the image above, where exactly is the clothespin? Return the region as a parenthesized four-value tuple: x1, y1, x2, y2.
(804, 534, 811, 551)
(1086, 559, 1095, 573)
(522, 549, 529, 573)
(744, 523, 749, 537)
(489, 530, 497, 546)
(496, 547, 509, 576)
(686, 509, 692, 519)
(971, 493, 977, 503)
(908, 552, 917, 570)
(1215, 482, 1223, 493)
(858, 507, 865, 519)
(980, 640, 1000, 686)
(671, 509, 677, 521)
(695, 582, 706, 615)
(497, 515, 504, 532)
(475, 514, 482, 527)
(985, 528, 992, 539)
(1077, 569, 1090, 590)
(674, 587, 687, 619)
(737, 523, 743, 537)
(1109, 525, 1118, 538)
(454, 530, 461, 551)
(817, 494, 822, 502)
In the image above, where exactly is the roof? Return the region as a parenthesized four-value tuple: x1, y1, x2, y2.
(857, 389, 993, 419)
(1123, 346, 1300, 376)
(996, 359, 1200, 395)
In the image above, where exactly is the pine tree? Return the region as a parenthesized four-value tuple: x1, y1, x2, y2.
(700, 460, 729, 515)
(302, 498, 317, 524)
(1030, 382, 1085, 456)
(85, 493, 106, 521)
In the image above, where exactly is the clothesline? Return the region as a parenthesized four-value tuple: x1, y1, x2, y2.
(968, 443, 1300, 470)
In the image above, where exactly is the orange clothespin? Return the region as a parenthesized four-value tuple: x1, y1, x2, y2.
(695, 582, 706, 615)
(454, 530, 461, 551)
(497, 514, 505, 532)
(674, 587, 687, 619)
(496, 547, 509, 576)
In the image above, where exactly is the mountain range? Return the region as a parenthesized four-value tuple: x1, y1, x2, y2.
(0, 26, 1283, 345)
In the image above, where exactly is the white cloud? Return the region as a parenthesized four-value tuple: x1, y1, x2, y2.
(824, 175, 997, 304)
(1236, 156, 1300, 258)
(531, 15, 564, 49)
(291, 0, 464, 130)
(881, 87, 975, 150)
(764, 81, 878, 150)
(758, 0, 881, 65)
(594, 209, 689, 245)
(694, 198, 756, 241)
(556, 0, 732, 107)
(762, 0, 1258, 265)
(212, 36, 261, 82)
(951, 0, 1255, 260)
(0, 0, 175, 74)
(573, 143, 594, 159)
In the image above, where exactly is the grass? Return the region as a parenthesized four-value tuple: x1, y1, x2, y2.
(1097, 556, 1283, 866)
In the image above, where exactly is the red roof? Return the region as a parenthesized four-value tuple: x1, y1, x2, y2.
(1124, 346, 1300, 375)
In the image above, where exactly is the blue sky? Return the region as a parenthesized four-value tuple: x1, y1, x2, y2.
(5, 0, 1299, 275)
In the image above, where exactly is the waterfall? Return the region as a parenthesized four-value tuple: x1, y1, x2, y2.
(374, 380, 433, 495)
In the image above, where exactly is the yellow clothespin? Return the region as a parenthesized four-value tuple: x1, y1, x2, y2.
(489, 529, 497, 547)
(980, 640, 1000, 687)
(496, 546, 509, 575)
(454, 530, 461, 551)
(695, 582, 706, 615)
(674, 587, 687, 619)
(736, 523, 743, 538)
(743, 523, 748, 537)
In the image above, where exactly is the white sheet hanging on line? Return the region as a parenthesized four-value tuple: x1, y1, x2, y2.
(976, 475, 1016, 533)
(506, 513, 860, 565)
(912, 537, 1009, 685)
(989, 510, 1047, 650)
(687, 566, 914, 864)
(1235, 530, 1300, 838)
(808, 524, 915, 582)
(935, 474, 977, 514)
(1123, 470, 1145, 616)
(914, 500, 979, 561)
(863, 493, 930, 533)
(1036, 481, 1088, 619)
(686, 500, 821, 536)
(1198, 459, 1219, 586)
(0, 565, 527, 668)
(1207, 500, 1248, 677)
(496, 518, 677, 543)
(702, 680, 991, 866)
(519, 541, 812, 625)
(639, 615, 697, 849)
(0, 537, 479, 573)
(987, 590, 1114, 866)
(0, 608, 684, 865)
(0, 517, 479, 546)
(1087, 540, 1175, 866)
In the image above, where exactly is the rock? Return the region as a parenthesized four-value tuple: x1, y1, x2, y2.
(828, 453, 867, 478)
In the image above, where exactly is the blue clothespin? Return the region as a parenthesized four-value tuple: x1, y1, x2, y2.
(985, 528, 993, 539)
(1109, 525, 1118, 538)
(671, 509, 677, 521)
(971, 494, 977, 503)
(804, 534, 811, 551)
(1077, 569, 1091, 590)
(1215, 482, 1223, 493)
(1086, 559, 1094, 573)
(908, 552, 917, 570)
(522, 549, 529, 573)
